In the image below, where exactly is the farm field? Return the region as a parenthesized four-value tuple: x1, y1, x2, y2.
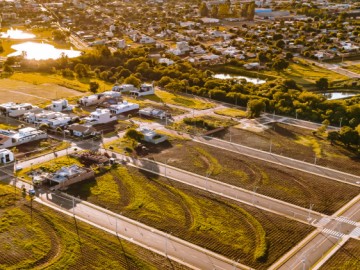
(0, 183, 188, 270)
(66, 166, 314, 269)
(320, 239, 360, 270)
(142, 140, 360, 215)
(0, 78, 83, 104)
(214, 123, 360, 176)
(146, 89, 215, 110)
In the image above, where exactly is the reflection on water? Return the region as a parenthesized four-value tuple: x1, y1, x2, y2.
(214, 73, 266, 84)
(322, 92, 357, 100)
(8, 42, 82, 60)
(0, 28, 35, 39)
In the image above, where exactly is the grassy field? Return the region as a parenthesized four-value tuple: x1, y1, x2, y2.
(214, 108, 247, 118)
(145, 89, 214, 110)
(142, 140, 360, 215)
(169, 115, 237, 135)
(8, 72, 112, 93)
(343, 64, 360, 74)
(281, 59, 349, 85)
(0, 78, 83, 104)
(320, 239, 360, 270)
(0, 182, 189, 270)
(214, 123, 360, 176)
(66, 166, 313, 269)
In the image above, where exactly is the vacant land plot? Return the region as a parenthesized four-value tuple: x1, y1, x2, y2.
(0, 183, 188, 270)
(144, 140, 359, 215)
(169, 115, 237, 135)
(145, 89, 214, 110)
(66, 166, 313, 269)
(214, 107, 247, 118)
(214, 123, 360, 176)
(282, 59, 349, 85)
(320, 239, 360, 270)
(343, 64, 360, 74)
(0, 78, 83, 104)
(8, 72, 112, 93)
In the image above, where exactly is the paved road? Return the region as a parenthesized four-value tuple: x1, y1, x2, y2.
(274, 194, 360, 270)
(194, 136, 360, 185)
(22, 185, 250, 270)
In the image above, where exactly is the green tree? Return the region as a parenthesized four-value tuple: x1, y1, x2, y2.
(272, 59, 289, 72)
(3, 64, 13, 74)
(125, 128, 144, 142)
(327, 131, 339, 145)
(74, 63, 88, 78)
(124, 75, 141, 87)
(316, 78, 328, 90)
(247, 99, 265, 118)
(199, 2, 209, 17)
(89, 81, 99, 93)
(339, 126, 358, 147)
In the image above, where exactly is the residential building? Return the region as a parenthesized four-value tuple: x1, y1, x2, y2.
(0, 149, 14, 164)
(112, 84, 137, 93)
(130, 83, 155, 97)
(0, 127, 47, 149)
(109, 101, 139, 115)
(78, 91, 121, 106)
(67, 124, 97, 137)
(49, 99, 74, 112)
(84, 109, 117, 125)
(7, 103, 40, 118)
(138, 107, 170, 120)
(139, 128, 168, 144)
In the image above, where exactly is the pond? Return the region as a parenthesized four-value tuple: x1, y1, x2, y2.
(7, 42, 82, 60)
(322, 92, 358, 100)
(0, 28, 35, 39)
(214, 73, 266, 84)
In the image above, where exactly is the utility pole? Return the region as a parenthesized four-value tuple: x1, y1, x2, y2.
(307, 204, 314, 222)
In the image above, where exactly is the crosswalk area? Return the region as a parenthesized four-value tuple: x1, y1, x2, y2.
(321, 228, 344, 239)
(315, 217, 331, 227)
(349, 227, 360, 238)
(335, 216, 357, 226)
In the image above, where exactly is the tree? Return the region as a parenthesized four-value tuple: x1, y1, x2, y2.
(272, 59, 289, 72)
(275, 40, 285, 49)
(74, 63, 88, 78)
(316, 78, 328, 90)
(0, 43, 3, 54)
(199, 2, 209, 17)
(3, 64, 13, 74)
(211, 5, 218, 17)
(339, 126, 358, 147)
(327, 131, 339, 145)
(89, 81, 99, 93)
(317, 119, 329, 135)
(125, 128, 144, 142)
(124, 75, 141, 87)
(247, 99, 265, 118)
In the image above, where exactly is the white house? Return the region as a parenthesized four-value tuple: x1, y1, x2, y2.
(0, 127, 47, 149)
(79, 91, 121, 106)
(67, 124, 97, 137)
(7, 103, 40, 118)
(139, 35, 155, 44)
(109, 101, 139, 115)
(112, 84, 137, 93)
(84, 109, 116, 125)
(118, 39, 126, 49)
(139, 128, 168, 144)
(47, 116, 72, 128)
(0, 149, 14, 164)
(0, 102, 16, 115)
(23, 110, 66, 124)
(130, 83, 155, 97)
(138, 107, 169, 120)
(159, 58, 175, 65)
(50, 99, 74, 112)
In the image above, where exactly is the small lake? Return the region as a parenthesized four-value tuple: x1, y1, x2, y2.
(322, 92, 358, 100)
(0, 29, 35, 39)
(214, 74, 266, 84)
(7, 42, 82, 60)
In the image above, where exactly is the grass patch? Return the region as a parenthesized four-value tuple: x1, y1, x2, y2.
(66, 166, 313, 269)
(0, 183, 186, 270)
(282, 59, 349, 85)
(146, 89, 214, 110)
(214, 108, 247, 118)
(295, 135, 322, 157)
(9, 72, 111, 93)
(320, 239, 360, 270)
